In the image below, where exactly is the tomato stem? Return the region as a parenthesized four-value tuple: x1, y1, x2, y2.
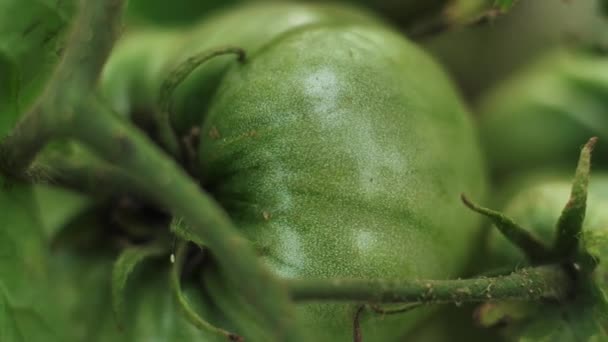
(287, 265, 572, 305)
(32, 152, 144, 199)
(157, 47, 246, 160)
(171, 241, 242, 341)
(0, 2, 300, 339)
(0, 0, 125, 176)
(68, 98, 302, 341)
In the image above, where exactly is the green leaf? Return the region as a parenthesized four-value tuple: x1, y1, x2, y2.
(52, 242, 226, 341)
(0, 0, 76, 126)
(461, 194, 551, 262)
(33, 184, 92, 239)
(111, 244, 167, 325)
(0, 178, 67, 341)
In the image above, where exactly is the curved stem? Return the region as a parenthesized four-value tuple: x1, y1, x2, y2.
(171, 241, 242, 341)
(157, 47, 246, 159)
(70, 98, 301, 342)
(288, 265, 572, 305)
(0, 0, 126, 175)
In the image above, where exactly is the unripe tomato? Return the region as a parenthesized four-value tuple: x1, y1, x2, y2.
(100, 3, 382, 134)
(478, 48, 608, 180)
(197, 8, 487, 340)
(100, 3, 488, 340)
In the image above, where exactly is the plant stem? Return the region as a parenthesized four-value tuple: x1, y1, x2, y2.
(157, 47, 246, 160)
(36, 153, 145, 199)
(288, 265, 572, 304)
(171, 241, 242, 341)
(554, 137, 596, 257)
(0, 0, 125, 174)
(461, 194, 552, 263)
(70, 98, 301, 341)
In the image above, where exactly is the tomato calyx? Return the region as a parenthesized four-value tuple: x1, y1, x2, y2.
(463, 137, 598, 272)
(463, 137, 606, 333)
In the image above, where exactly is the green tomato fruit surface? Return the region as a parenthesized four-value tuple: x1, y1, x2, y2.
(197, 13, 487, 341)
(100, 2, 382, 135)
(478, 48, 608, 180)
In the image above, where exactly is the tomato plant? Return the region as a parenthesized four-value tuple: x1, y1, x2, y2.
(2, 0, 607, 341)
(102, 2, 488, 340)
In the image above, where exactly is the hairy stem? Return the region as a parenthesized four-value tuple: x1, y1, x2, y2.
(0, 0, 125, 174)
(554, 137, 597, 257)
(461, 194, 552, 263)
(288, 265, 572, 304)
(70, 98, 300, 341)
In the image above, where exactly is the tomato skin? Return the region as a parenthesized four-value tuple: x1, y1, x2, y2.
(198, 17, 487, 341)
(100, 3, 382, 134)
(478, 49, 608, 180)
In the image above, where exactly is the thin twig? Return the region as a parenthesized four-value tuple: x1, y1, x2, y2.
(288, 265, 572, 304)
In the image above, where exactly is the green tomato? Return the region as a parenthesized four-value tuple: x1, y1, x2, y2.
(478, 48, 608, 180)
(425, 0, 608, 99)
(100, 2, 382, 134)
(197, 10, 487, 341)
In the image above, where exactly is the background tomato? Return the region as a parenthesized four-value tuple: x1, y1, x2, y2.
(477, 48, 608, 181)
(196, 10, 487, 340)
(424, 0, 608, 101)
